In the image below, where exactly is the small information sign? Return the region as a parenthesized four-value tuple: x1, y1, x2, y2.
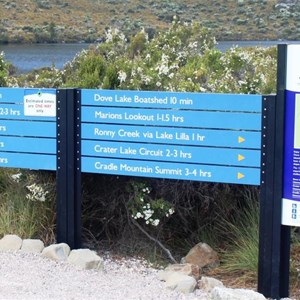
(282, 45, 300, 226)
(24, 89, 56, 117)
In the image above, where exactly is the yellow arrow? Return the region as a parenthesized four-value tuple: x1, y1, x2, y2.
(237, 172, 245, 180)
(238, 154, 245, 161)
(238, 136, 245, 143)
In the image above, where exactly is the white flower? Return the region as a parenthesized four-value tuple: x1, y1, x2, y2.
(157, 64, 169, 76)
(161, 53, 169, 63)
(26, 183, 49, 202)
(136, 212, 143, 219)
(118, 70, 127, 83)
(188, 41, 198, 49)
(141, 75, 151, 84)
(169, 208, 175, 215)
(105, 29, 113, 42)
(238, 80, 246, 86)
(11, 173, 22, 182)
(152, 219, 160, 226)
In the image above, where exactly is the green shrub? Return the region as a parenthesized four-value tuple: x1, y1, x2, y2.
(0, 51, 9, 86)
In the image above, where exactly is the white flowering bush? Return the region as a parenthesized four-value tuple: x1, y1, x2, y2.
(127, 181, 174, 227)
(11, 172, 23, 183)
(4, 18, 277, 95)
(61, 18, 276, 95)
(26, 183, 49, 202)
(0, 51, 9, 86)
(16, 66, 63, 88)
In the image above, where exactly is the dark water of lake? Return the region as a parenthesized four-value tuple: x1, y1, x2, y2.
(0, 41, 299, 74)
(0, 43, 92, 74)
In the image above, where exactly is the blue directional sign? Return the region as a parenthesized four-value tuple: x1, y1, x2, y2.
(82, 124, 261, 149)
(0, 104, 55, 121)
(82, 140, 261, 167)
(81, 89, 262, 112)
(0, 152, 56, 170)
(0, 136, 56, 154)
(81, 107, 261, 130)
(0, 88, 25, 103)
(0, 120, 56, 137)
(82, 157, 261, 185)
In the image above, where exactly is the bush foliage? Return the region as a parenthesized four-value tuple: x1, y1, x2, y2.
(61, 20, 276, 95)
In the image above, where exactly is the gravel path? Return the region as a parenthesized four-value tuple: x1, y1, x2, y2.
(0, 251, 210, 300)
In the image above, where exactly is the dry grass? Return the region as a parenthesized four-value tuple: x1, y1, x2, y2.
(205, 242, 300, 300)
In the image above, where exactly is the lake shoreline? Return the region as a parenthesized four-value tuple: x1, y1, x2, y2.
(1, 41, 299, 74)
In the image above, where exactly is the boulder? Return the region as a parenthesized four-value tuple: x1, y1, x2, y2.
(158, 263, 200, 281)
(21, 239, 44, 253)
(42, 243, 70, 261)
(210, 287, 266, 300)
(0, 234, 22, 251)
(164, 272, 197, 294)
(198, 276, 224, 292)
(182, 242, 219, 269)
(67, 249, 104, 270)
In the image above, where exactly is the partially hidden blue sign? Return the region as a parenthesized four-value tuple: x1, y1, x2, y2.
(282, 45, 300, 226)
(81, 89, 262, 185)
(0, 87, 56, 171)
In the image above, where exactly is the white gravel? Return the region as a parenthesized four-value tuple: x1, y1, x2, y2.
(0, 251, 210, 300)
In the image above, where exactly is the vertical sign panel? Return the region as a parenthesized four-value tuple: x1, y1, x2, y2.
(0, 87, 56, 171)
(282, 45, 300, 226)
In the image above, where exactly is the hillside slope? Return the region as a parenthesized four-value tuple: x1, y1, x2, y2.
(0, 0, 300, 43)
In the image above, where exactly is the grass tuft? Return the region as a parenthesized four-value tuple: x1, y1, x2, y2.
(217, 194, 259, 283)
(0, 169, 56, 244)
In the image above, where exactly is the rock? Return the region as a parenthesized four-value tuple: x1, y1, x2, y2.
(21, 239, 44, 253)
(67, 249, 104, 270)
(182, 242, 219, 269)
(164, 272, 197, 294)
(210, 287, 266, 300)
(0, 234, 22, 251)
(158, 263, 200, 280)
(198, 276, 224, 292)
(42, 243, 70, 261)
